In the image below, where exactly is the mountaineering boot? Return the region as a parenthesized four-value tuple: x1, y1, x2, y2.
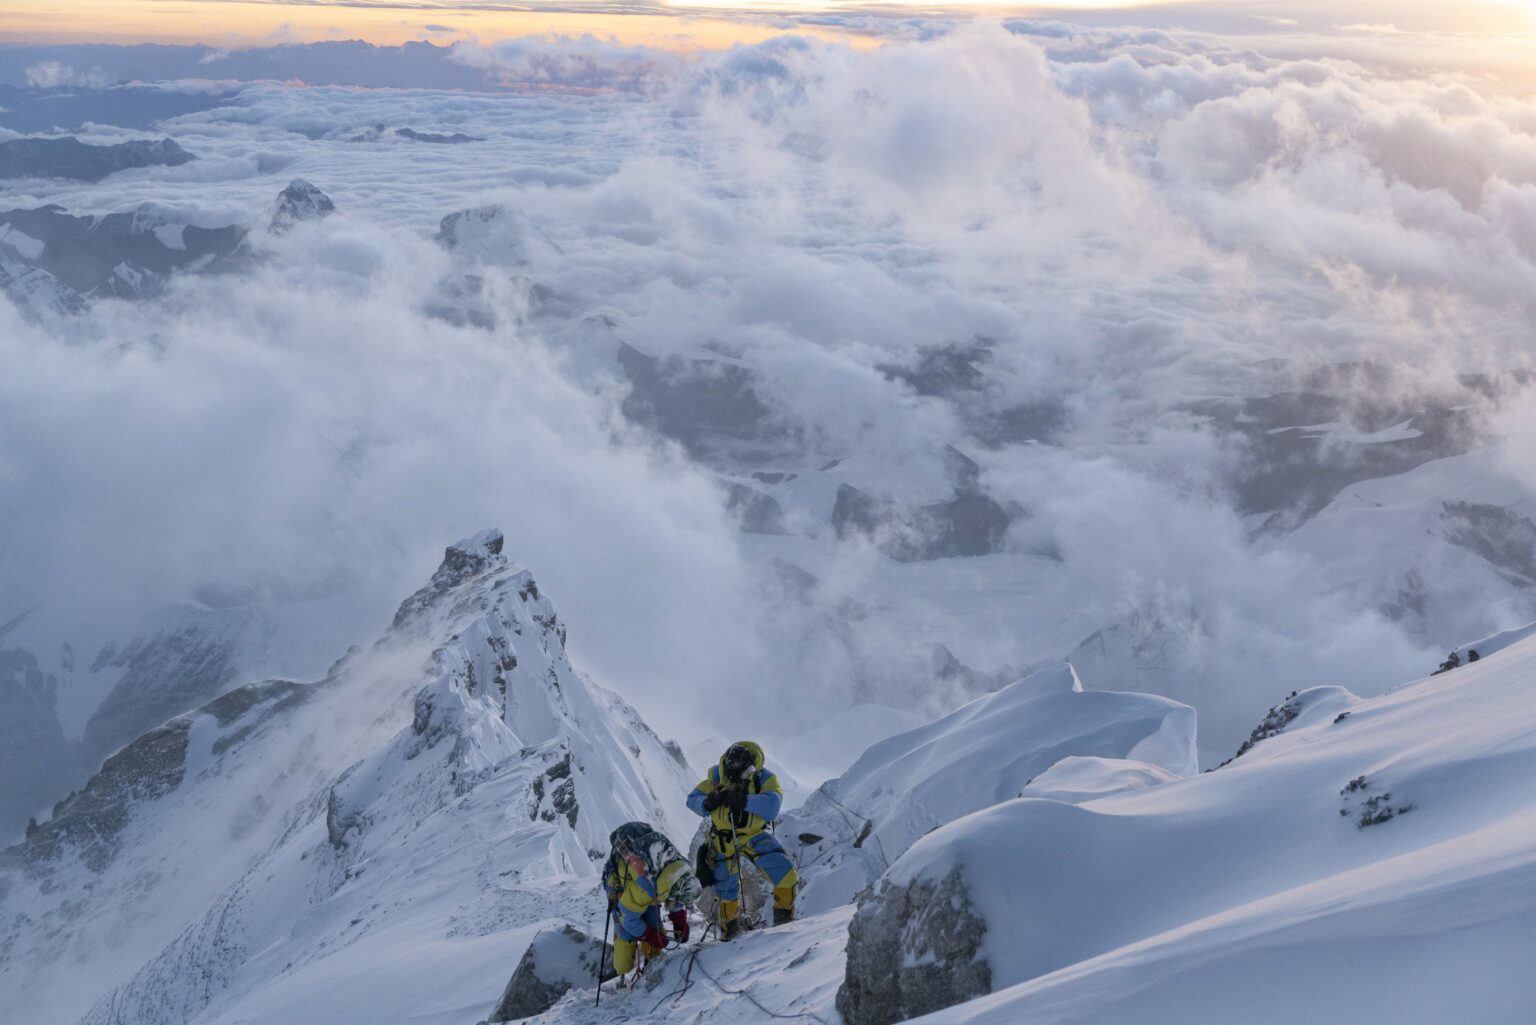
(772, 882, 796, 927)
(719, 898, 741, 941)
(721, 917, 741, 941)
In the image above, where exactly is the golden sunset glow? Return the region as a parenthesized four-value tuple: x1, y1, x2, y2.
(3, 0, 1536, 51)
(0, 0, 873, 49)
(0, 0, 975, 50)
(4, 0, 1536, 51)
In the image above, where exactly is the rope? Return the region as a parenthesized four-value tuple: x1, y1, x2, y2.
(806, 790, 890, 872)
(691, 955, 831, 1024)
(648, 920, 717, 1012)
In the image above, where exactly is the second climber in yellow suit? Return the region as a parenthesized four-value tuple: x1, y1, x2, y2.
(602, 821, 700, 976)
(686, 741, 798, 939)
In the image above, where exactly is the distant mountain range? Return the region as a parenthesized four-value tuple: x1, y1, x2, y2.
(0, 136, 194, 181)
(0, 178, 335, 311)
(0, 40, 498, 92)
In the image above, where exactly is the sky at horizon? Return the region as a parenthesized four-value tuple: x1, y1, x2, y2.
(4, 0, 1536, 52)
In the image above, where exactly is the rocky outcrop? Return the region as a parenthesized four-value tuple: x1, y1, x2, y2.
(836, 866, 990, 1025)
(488, 924, 611, 1021)
(1188, 362, 1485, 529)
(1214, 685, 1358, 769)
(390, 528, 507, 632)
(6, 718, 190, 873)
(722, 480, 788, 535)
(269, 179, 336, 234)
(395, 127, 482, 144)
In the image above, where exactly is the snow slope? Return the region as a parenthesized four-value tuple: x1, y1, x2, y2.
(881, 623, 1536, 1025)
(782, 663, 1197, 914)
(0, 530, 696, 1025)
(474, 628, 1536, 1025)
(5, 531, 1530, 1025)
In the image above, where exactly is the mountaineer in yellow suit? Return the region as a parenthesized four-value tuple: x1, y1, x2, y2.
(686, 741, 798, 939)
(602, 821, 700, 976)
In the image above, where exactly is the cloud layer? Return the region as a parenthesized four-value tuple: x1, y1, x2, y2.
(3, 18, 1535, 771)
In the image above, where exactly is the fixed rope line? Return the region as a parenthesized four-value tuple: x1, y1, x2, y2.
(691, 956, 831, 1024)
(648, 921, 718, 1012)
(811, 790, 890, 872)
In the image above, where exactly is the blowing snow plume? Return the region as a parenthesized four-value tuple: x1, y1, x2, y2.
(0, 530, 697, 1025)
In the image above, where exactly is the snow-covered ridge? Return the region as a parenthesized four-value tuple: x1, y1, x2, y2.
(0, 529, 694, 1025)
(781, 663, 1197, 914)
(1449, 620, 1536, 664)
(7, 528, 1533, 1025)
(504, 625, 1536, 1025)
(850, 621, 1536, 1025)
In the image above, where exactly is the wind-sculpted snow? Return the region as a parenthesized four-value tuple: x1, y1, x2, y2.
(1018, 755, 1180, 805)
(482, 626, 1536, 1025)
(0, 530, 695, 1025)
(853, 624, 1536, 1025)
(1450, 621, 1536, 663)
(781, 663, 1198, 914)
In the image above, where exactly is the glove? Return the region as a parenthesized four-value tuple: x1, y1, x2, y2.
(728, 788, 749, 816)
(642, 921, 669, 950)
(702, 787, 731, 813)
(668, 908, 690, 944)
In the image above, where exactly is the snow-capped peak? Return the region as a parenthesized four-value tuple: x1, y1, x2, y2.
(269, 178, 336, 234)
(0, 529, 695, 1025)
(390, 527, 510, 633)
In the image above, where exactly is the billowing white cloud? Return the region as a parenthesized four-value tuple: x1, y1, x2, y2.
(23, 61, 111, 88)
(3, 16, 1535, 771)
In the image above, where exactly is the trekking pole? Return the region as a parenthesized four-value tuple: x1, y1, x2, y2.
(596, 898, 613, 1007)
(729, 808, 749, 931)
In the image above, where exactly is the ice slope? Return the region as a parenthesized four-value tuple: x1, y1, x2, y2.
(887, 622, 1536, 1025)
(0, 530, 695, 1025)
(782, 663, 1197, 913)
